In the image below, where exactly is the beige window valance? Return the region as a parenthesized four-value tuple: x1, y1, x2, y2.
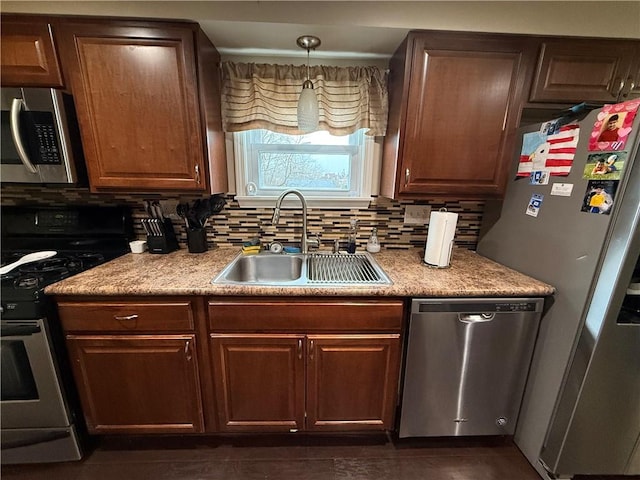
(221, 62, 388, 136)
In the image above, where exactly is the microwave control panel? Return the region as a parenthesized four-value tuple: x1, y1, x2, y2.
(24, 111, 62, 165)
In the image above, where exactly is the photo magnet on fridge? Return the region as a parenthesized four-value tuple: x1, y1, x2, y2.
(589, 99, 640, 152)
(581, 180, 618, 215)
(583, 152, 626, 180)
(530, 170, 550, 185)
(526, 193, 544, 217)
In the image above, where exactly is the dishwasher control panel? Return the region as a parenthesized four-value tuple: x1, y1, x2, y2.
(416, 300, 541, 313)
(494, 302, 539, 312)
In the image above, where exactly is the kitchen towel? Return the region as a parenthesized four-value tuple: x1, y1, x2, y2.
(424, 209, 458, 268)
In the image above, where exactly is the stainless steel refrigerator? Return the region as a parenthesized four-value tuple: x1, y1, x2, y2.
(477, 105, 640, 478)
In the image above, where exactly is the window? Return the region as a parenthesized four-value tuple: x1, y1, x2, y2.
(232, 129, 379, 208)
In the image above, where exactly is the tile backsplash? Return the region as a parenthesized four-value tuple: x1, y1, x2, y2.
(0, 185, 484, 251)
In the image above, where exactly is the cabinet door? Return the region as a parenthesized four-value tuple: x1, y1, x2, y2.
(623, 46, 640, 100)
(66, 334, 204, 434)
(56, 22, 207, 192)
(306, 334, 401, 431)
(529, 39, 638, 103)
(399, 33, 534, 197)
(210, 334, 305, 432)
(0, 16, 63, 87)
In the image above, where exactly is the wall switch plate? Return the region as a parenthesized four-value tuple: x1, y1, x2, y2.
(404, 205, 431, 224)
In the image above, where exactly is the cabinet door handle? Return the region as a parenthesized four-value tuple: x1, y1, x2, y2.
(195, 165, 201, 185)
(297, 339, 302, 360)
(621, 77, 635, 98)
(405, 168, 410, 186)
(309, 339, 314, 361)
(113, 314, 138, 321)
(184, 340, 192, 361)
(616, 77, 625, 96)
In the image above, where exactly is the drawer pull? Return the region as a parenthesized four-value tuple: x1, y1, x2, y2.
(113, 314, 138, 321)
(297, 339, 302, 360)
(309, 339, 314, 361)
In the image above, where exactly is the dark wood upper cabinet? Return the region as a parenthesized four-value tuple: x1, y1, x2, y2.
(0, 15, 64, 88)
(624, 44, 640, 100)
(55, 19, 226, 193)
(381, 31, 537, 199)
(529, 38, 640, 104)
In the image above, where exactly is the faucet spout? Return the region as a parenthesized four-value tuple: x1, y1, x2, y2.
(272, 189, 318, 254)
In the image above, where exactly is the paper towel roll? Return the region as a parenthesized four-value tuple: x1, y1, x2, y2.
(424, 210, 458, 267)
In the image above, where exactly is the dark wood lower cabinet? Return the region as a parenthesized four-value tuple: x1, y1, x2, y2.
(306, 335, 400, 431)
(66, 334, 204, 434)
(210, 330, 401, 433)
(211, 334, 305, 432)
(57, 296, 404, 436)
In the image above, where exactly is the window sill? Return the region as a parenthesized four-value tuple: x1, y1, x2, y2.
(234, 195, 372, 209)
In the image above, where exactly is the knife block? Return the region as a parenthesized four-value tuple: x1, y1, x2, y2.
(146, 218, 179, 254)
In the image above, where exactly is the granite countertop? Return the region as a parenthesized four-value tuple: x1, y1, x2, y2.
(44, 247, 555, 298)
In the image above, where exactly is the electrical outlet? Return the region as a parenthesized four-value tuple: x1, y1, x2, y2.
(404, 205, 431, 225)
(159, 199, 180, 220)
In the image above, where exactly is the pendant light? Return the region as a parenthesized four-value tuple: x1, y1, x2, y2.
(296, 35, 321, 132)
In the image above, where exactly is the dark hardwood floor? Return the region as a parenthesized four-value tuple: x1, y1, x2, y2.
(2, 434, 539, 480)
(2, 434, 635, 479)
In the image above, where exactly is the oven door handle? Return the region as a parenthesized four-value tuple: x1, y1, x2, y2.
(0, 324, 41, 337)
(10, 97, 38, 174)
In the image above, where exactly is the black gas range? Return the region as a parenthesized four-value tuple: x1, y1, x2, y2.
(1, 205, 133, 465)
(1, 206, 133, 319)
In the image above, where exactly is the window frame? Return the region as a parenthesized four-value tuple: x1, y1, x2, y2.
(232, 129, 379, 209)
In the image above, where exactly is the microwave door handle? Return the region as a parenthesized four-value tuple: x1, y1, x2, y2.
(10, 98, 38, 174)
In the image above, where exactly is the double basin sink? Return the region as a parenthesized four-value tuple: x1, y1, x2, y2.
(212, 251, 392, 287)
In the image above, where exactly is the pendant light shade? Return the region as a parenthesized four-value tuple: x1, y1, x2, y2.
(296, 35, 321, 132)
(298, 80, 319, 132)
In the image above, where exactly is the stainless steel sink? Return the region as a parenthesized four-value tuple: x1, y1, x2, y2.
(212, 252, 392, 287)
(218, 253, 305, 284)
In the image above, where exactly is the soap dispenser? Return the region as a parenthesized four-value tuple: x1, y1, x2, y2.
(347, 218, 358, 254)
(366, 227, 381, 253)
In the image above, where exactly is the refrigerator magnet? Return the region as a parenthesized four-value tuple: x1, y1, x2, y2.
(551, 183, 574, 197)
(526, 193, 544, 217)
(581, 180, 618, 215)
(589, 100, 640, 151)
(583, 152, 626, 180)
(530, 170, 550, 185)
(517, 126, 579, 178)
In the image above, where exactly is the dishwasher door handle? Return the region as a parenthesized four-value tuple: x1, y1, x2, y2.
(458, 313, 495, 323)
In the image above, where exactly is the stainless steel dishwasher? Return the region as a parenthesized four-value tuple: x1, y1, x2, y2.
(399, 297, 544, 438)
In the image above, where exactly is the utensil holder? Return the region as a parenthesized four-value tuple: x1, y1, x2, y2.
(187, 228, 208, 253)
(144, 218, 179, 254)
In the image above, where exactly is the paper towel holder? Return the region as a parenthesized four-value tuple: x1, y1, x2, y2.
(422, 207, 457, 269)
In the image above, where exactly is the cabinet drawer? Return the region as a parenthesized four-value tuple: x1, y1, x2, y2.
(208, 297, 404, 332)
(58, 299, 195, 332)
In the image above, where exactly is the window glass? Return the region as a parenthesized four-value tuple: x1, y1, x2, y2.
(234, 129, 376, 207)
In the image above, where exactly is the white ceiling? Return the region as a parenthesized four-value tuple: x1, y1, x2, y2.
(2, 1, 639, 63)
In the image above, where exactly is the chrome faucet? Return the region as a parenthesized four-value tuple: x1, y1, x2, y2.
(271, 189, 319, 254)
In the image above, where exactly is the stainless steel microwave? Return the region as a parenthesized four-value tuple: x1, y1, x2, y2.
(1, 88, 85, 184)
